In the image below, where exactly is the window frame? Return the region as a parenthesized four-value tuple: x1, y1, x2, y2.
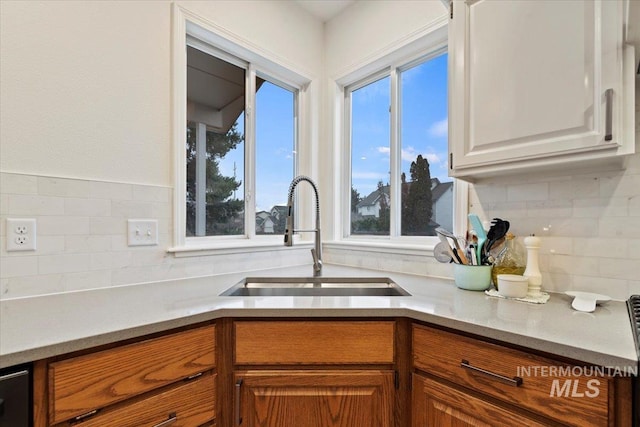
(333, 22, 468, 251)
(170, 4, 310, 256)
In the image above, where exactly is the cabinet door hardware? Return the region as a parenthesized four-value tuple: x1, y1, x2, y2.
(72, 409, 99, 422)
(604, 88, 613, 141)
(185, 372, 204, 381)
(235, 379, 243, 425)
(460, 360, 523, 386)
(151, 412, 178, 427)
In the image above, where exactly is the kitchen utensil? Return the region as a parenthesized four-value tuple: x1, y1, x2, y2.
(468, 214, 487, 264)
(435, 228, 468, 264)
(435, 230, 458, 263)
(486, 218, 510, 252)
(565, 291, 611, 312)
(434, 242, 453, 263)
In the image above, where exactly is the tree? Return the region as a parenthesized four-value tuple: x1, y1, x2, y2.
(376, 180, 390, 234)
(402, 154, 433, 235)
(186, 122, 244, 236)
(351, 187, 361, 213)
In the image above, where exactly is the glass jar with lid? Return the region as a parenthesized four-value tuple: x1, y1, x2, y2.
(491, 232, 526, 289)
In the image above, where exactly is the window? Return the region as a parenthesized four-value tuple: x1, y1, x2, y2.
(255, 80, 296, 235)
(186, 47, 246, 237)
(346, 49, 454, 240)
(173, 17, 307, 251)
(185, 45, 297, 238)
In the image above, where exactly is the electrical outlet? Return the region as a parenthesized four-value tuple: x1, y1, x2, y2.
(127, 219, 158, 246)
(6, 218, 37, 251)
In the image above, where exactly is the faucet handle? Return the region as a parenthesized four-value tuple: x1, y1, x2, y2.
(310, 248, 322, 276)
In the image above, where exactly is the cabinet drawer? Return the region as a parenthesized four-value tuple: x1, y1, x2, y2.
(412, 325, 610, 427)
(49, 324, 215, 424)
(235, 321, 394, 365)
(413, 374, 548, 427)
(68, 371, 216, 427)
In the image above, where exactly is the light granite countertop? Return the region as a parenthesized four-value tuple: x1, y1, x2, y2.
(0, 264, 637, 370)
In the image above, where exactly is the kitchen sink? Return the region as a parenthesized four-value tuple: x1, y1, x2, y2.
(220, 276, 411, 297)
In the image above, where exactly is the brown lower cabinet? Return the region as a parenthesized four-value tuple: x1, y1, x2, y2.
(234, 370, 394, 427)
(31, 318, 632, 427)
(412, 373, 548, 427)
(33, 324, 217, 427)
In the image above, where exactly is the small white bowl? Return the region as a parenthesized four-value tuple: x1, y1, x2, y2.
(497, 274, 529, 298)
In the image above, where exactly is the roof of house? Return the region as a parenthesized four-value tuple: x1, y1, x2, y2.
(432, 181, 453, 202)
(356, 186, 388, 208)
(271, 205, 288, 216)
(357, 179, 452, 208)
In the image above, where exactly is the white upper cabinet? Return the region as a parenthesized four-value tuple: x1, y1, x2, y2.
(448, 0, 635, 180)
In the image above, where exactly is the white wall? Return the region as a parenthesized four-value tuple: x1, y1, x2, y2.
(0, 0, 322, 185)
(0, 0, 323, 298)
(324, 0, 447, 78)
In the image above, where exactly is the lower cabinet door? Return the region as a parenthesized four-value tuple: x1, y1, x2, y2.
(72, 371, 216, 427)
(235, 370, 394, 427)
(412, 373, 547, 427)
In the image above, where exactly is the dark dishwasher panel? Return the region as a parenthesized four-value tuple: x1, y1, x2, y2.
(0, 364, 31, 427)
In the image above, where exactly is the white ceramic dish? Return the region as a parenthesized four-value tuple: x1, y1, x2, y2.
(497, 274, 529, 298)
(565, 291, 611, 313)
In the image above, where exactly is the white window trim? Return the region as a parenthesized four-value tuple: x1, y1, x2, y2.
(169, 4, 312, 256)
(330, 17, 469, 252)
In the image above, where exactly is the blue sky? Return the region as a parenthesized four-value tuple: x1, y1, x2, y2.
(218, 81, 295, 212)
(352, 52, 449, 198)
(218, 52, 448, 211)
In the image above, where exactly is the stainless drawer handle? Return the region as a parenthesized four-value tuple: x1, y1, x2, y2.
(152, 412, 177, 427)
(235, 379, 243, 425)
(461, 360, 523, 387)
(604, 88, 613, 141)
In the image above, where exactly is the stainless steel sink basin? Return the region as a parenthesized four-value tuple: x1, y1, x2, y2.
(220, 277, 411, 297)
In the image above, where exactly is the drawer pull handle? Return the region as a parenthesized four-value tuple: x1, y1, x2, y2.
(152, 412, 177, 427)
(461, 360, 523, 387)
(604, 88, 613, 141)
(235, 379, 243, 425)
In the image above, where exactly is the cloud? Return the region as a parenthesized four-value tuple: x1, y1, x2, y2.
(352, 171, 387, 180)
(401, 146, 418, 162)
(428, 118, 448, 138)
(376, 146, 441, 165)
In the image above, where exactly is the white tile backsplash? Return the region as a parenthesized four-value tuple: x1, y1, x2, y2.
(0, 172, 311, 299)
(38, 216, 91, 235)
(64, 198, 111, 217)
(38, 253, 92, 275)
(3, 147, 640, 300)
(0, 174, 38, 195)
(89, 181, 133, 200)
(7, 194, 65, 215)
(470, 149, 640, 300)
(38, 177, 90, 198)
(507, 182, 549, 202)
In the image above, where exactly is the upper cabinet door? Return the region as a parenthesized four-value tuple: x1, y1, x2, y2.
(448, 0, 634, 180)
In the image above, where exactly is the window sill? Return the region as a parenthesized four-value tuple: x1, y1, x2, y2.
(324, 239, 436, 257)
(168, 238, 312, 258)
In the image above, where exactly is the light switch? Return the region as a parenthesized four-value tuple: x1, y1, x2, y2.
(127, 219, 158, 246)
